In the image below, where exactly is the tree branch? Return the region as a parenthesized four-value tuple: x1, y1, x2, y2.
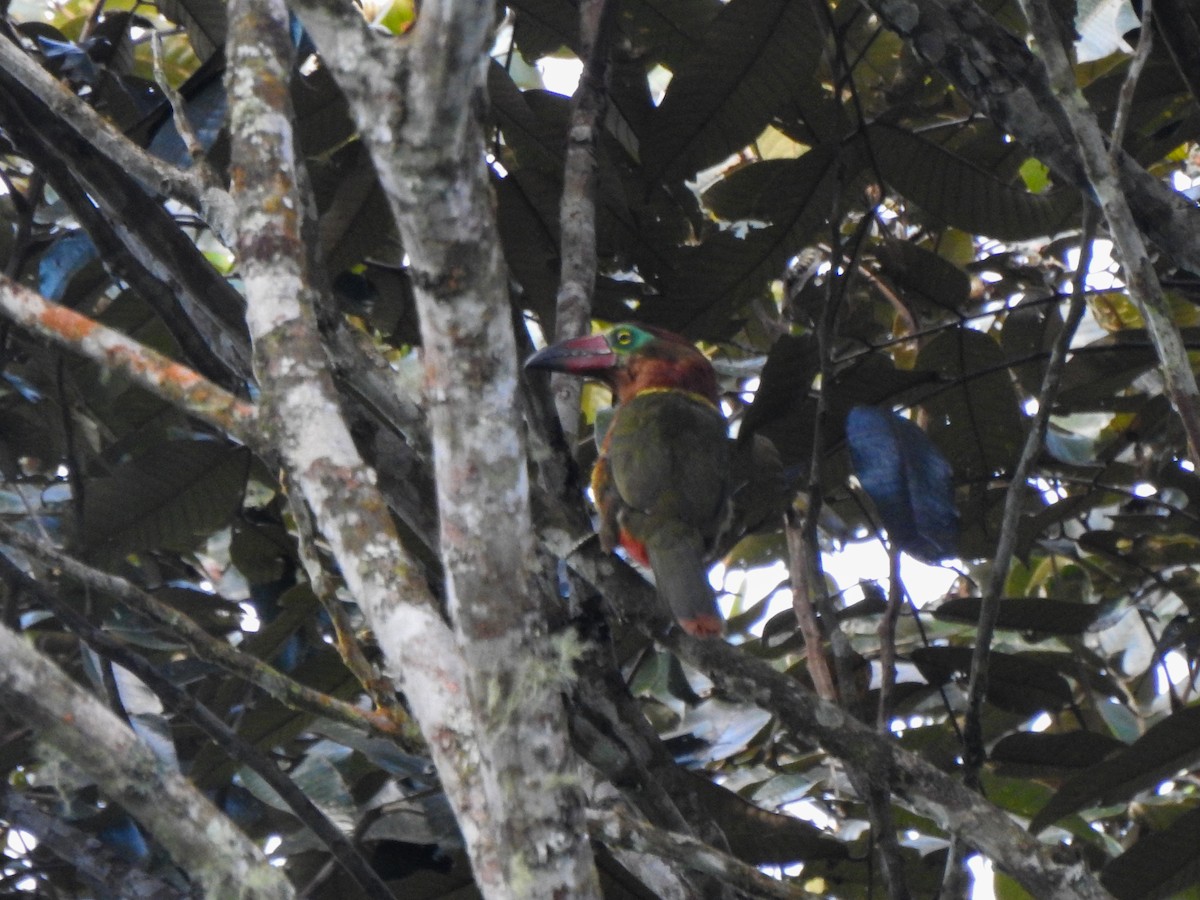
(0, 65, 253, 383)
(0, 274, 257, 444)
(0, 32, 237, 241)
(0, 622, 293, 899)
(863, 0, 1200, 275)
(37, 588, 397, 900)
(225, 0, 548, 894)
(286, 0, 605, 894)
(550, 0, 614, 446)
(0, 528, 410, 741)
(0, 786, 179, 899)
(535, 500, 1115, 898)
(588, 805, 815, 900)
(1017, 0, 1200, 464)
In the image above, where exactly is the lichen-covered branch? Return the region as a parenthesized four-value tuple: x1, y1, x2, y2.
(0, 274, 257, 444)
(280, 1, 603, 895)
(0, 527, 409, 741)
(224, 0, 523, 890)
(34, 590, 395, 900)
(0, 623, 293, 900)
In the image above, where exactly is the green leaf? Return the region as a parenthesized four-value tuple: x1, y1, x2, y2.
(1102, 805, 1200, 900)
(933, 597, 1102, 635)
(82, 440, 250, 557)
(916, 329, 1024, 481)
(1031, 704, 1200, 834)
(910, 647, 1073, 716)
(868, 123, 1080, 240)
(1019, 158, 1051, 193)
(641, 0, 824, 184)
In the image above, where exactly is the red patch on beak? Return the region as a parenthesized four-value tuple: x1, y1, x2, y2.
(524, 333, 617, 374)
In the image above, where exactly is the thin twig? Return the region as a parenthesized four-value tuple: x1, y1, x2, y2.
(876, 550, 903, 732)
(946, 210, 1096, 897)
(1021, 0, 1200, 464)
(30, 589, 396, 900)
(150, 30, 220, 188)
(284, 471, 407, 722)
(0, 35, 234, 241)
(0, 525, 415, 742)
(0, 622, 292, 899)
(550, 0, 614, 446)
(1109, 0, 1155, 158)
(784, 515, 838, 701)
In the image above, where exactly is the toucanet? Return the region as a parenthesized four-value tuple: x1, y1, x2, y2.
(526, 323, 733, 637)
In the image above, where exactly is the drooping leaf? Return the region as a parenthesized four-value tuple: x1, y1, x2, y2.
(1031, 704, 1200, 834)
(933, 597, 1103, 635)
(641, 0, 824, 185)
(868, 123, 1080, 240)
(845, 405, 959, 562)
(910, 647, 1073, 716)
(1101, 805, 1200, 900)
(82, 440, 251, 556)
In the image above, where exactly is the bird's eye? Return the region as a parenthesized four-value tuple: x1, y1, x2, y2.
(615, 330, 633, 346)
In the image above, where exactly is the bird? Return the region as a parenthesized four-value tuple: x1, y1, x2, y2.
(526, 323, 732, 638)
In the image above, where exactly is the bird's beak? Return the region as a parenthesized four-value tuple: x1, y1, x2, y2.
(524, 333, 616, 374)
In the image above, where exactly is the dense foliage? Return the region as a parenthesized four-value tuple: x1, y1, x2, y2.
(0, 0, 1199, 896)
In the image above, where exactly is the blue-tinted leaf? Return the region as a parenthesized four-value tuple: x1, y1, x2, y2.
(39, 231, 98, 302)
(1, 372, 43, 402)
(147, 78, 227, 167)
(97, 816, 150, 863)
(846, 405, 958, 562)
(36, 36, 98, 84)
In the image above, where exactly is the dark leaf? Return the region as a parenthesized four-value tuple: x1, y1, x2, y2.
(845, 405, 959, 562)
(1102, 805, 1200, 900)
(910, 647, 1073, 716)
(933, 597, 1103, 635)
(1031, 704, 1200, 833)
(82, 440, 251, 557)
(641, 0, 824, 184)
(868, 123, 1081, 240)
(990, 731, 1126, 778)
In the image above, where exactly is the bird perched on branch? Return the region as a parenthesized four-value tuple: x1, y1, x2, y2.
(526, 323, 734, 638)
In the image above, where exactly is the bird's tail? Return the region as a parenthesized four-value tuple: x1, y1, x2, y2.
(646, 533, 723, 638)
